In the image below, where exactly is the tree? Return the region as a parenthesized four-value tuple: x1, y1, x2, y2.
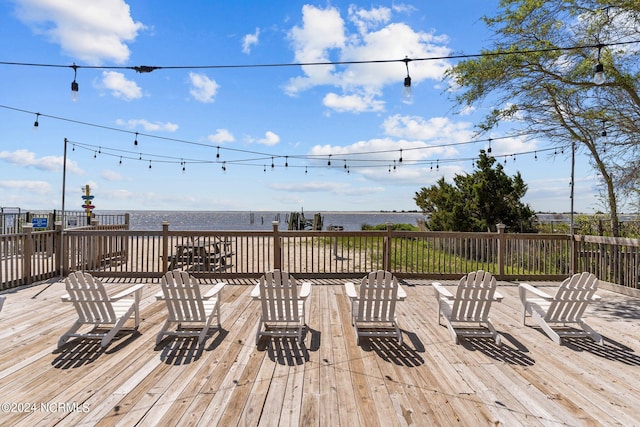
(415, 150, 536, 232)
(446, 0, 640, 237)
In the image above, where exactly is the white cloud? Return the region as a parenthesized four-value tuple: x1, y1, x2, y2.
(207, 129, 235, 144)
(285, 5, 453, 112)
(189, 72, 219, 103)
(348, 5, 391, 34)
(99, 71, 142, 100)
(115, 118, 179, 132)
(13, 0, 145, 65)
(0, 180, 53, 194)
(101, 170, 124, 181)
(242, 28, 260, 54)
(257, 131, 280, 146)
(0, 149, 83, 174)
(323, 92, 384, 113)
(382, 114, 475, 143)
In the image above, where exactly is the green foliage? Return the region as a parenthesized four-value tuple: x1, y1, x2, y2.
(414, 150, 536, 232)
(361, 223, 419, 231)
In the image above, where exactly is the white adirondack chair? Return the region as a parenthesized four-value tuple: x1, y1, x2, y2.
(432, 270, 503, 345)
(155, 270, 225, 345)
(59, 272, 144, 348)
(344, 270, 406, 345)
(254, 270, 311, 345)
(519, 272, 603, 345)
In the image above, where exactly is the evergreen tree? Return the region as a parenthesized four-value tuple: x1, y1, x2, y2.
(414, 151, 536, 232)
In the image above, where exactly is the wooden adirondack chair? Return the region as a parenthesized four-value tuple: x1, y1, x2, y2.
(59, 271, 144, 348)
(519, 272, 603, 345)
(155, 270, 225, 345)
(344, 270, 406, 345)
(432, 270, 503, 345)
(254, 270, 311, 345)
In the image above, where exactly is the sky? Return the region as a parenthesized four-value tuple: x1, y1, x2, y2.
(0, 0, 607, 214)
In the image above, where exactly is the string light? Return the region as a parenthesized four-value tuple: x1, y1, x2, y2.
(33, 113, 40, 128)
(399, 148, 403, 163)
(487, 138, 492, 153)
(70, 63, 79, 101)
(402, 56, 412, 103)
(594, 44, 605, 85)
(134, 132, 138, 146)
(1, 39, 637, 103)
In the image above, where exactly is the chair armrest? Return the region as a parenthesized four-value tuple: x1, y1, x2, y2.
(300, 282, 312, 299)
(250, 282, 260, 299)
(432, 282, 454, 300)
(344, 281, 357, 299)
(203, 282, 226, 299)
(61, 293, 70, 302)
(397, 284, 407, 300)
(154, 290, 164, 300)
(494, 290, 504, 302)
(111, 283, 145, 301)
(593, 294, 601, 301)
(518, 283, 552, 300)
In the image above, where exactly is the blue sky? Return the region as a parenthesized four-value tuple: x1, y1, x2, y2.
(0, 0, 603, 214)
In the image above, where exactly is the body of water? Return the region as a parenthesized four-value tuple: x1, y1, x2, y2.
(100, 210, 426, 231)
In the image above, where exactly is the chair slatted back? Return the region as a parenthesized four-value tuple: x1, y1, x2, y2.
(355, 270, 399, 323)
(161, 270, 206, 322)
(259, 270, 300, 322)
(545, 272, 598, 323)
(65, 272, 117, 323)
(450, 270, 497, 322)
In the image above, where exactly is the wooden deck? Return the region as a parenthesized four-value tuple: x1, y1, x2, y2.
(0, 277, 639, 426)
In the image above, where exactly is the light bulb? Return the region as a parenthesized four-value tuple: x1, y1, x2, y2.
(71, 80, 79, 101)
(594, 63, 605, 85)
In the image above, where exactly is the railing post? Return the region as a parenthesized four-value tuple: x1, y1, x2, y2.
(383, 222, 392, 272)
(496, 223, 506, 278)
(571, 224, 579, 275)
(162, 221, 169, 273)
(23, 223, 33, 284)
(272, 221, 281, 270)
(55, 221, 63, 276)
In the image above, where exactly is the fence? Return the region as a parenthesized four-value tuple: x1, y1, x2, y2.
(2, 220, 639, 293)
(0, 210, 128, 234)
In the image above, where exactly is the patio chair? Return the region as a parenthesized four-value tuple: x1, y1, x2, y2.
(519, 272, 603, 345)
(432, 270, 503, 345)
(59, 271, 144, 348)
(254, 270, 311, 345)
(344, 270, 406, 345)
(155, 270, 225, 345)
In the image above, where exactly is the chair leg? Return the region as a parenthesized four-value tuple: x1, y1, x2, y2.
(255, 318, 264, 346)
(58, 320, 82, 348)
(532, 311, 562, 345)
(580, 321, 603, 345)
(102, 311, 132, 348)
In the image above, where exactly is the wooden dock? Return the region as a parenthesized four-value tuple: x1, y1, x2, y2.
(0, 278, 639, 426)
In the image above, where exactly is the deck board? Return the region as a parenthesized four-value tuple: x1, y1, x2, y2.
(0, 278, 639, 426)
